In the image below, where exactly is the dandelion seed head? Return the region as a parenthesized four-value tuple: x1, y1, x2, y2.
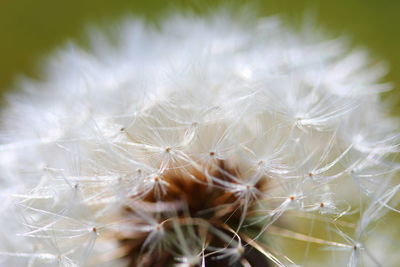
(0, 9, 399, 267)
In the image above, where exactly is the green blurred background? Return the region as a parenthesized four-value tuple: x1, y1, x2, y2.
(0, 0, 399, 111)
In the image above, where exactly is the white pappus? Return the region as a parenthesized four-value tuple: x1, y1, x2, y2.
(0, 10, 399, 267)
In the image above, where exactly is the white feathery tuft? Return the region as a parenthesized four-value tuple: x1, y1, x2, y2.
(0, 10, 399, 267)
